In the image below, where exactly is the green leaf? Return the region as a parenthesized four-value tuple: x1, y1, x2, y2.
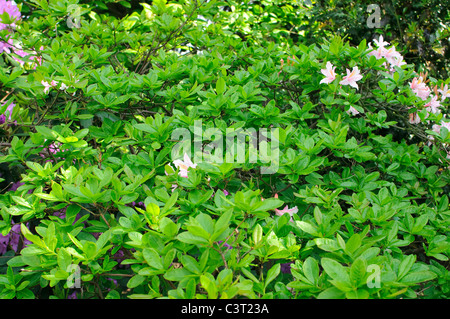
(345, 233, 362, 255)
(216, 77, 226, 95)
(317, 287, 346, 299)
(127, 275, 146, 288)
(159, 217, 178, 237)
(321, 258, 350, 283)
(83, 241, 97, 260)
(241, 268, 260, 283)
(296, 221, 320, 237)
(400, 271, 436, 284)
(345, 289, 370, 299)
(302, 257, 319, 286)
(164, 268, 193, 281)
(200, 274, 218, 299)
(213, 210, 232, 239)
(398, 255, 416, 280)
(57, 248, 72, 272)
(176, 232, 209, 245)
(143, 248, 163, 270)
(196, 213, 214, 235)
(252, 224, 263, 245)
(253, 198, 284, 212)
(265, 263, 280, 289)
(314, 238, 341, 252)
(180, 255, 201, 274)
(349, 258, 367, 287)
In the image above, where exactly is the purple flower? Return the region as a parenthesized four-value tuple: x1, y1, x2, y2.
(0, 37, 13, 54)
(106, 277, 118, 291)
(0, 101, 15, 124)
(0, 232, 9, 255)
(280, 262, 294, 274)
(8, 181, 23, 191)
(217, 240, 232, 250)
(67, 291, 77, 299)
(53, 207, 67, 219)
(130, 201, 145, 208)
(8, 222, 21, 252)
(92, 232, 102, 239)
(0, 0, 21, 30)
(223, 189, 229, 196)
(0, 221, 32, 255)
(113, 249, 128, 268)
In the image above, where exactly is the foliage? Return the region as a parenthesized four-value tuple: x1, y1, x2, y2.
(0, 0, 448, 299)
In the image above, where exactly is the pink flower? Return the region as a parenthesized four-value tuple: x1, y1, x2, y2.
(0, 0, 21, 30)
(408, 112, 420, 124)
(0, 37, 13, 54)
(391, 55, 406, 68)
(373, 35, 389, 49)
(429, 119, 450, 145)
(41, 80, 58, 94)
(11, 48, 28, 65)
(438, 84, 450, 101)
(320, 61, 337, 84)
(368, 36, 406, 71)
(274, 205, 298, 222)
(41, 80, 51, 94)
(0, 100, 15, 124)
(339, 66, 363, 89)
(410, 76, 430, 100)
(172, 153, 197, 178)
(347, 105, 360, 116)
(368, 44, 385, 59)
(424, 95, 441, 114)
(382, 46, 402, 65)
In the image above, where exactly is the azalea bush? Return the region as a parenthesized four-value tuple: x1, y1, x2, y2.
(0, 0, 449, 300)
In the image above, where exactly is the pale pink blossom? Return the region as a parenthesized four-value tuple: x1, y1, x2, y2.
(41, 80, 51, 94)
(438, 84, 450, 101)
(367, 44, 385, 59)
(275, 205, 298, 222)
(391, 55, 406, 68)
(382, 46, 402, 66)
(0, 0, 21, 30)
(347, 106, 360, 116)
(429, 120, 450, 146)
(0, 37, 13, 54)
(172, 153, 197, 178)
(410, 76, 431, 100)
(424, 95, 441, 114)
(368, 37, 406, 71)
(320, 61, 336, 85)
(373, 35, 389, 49)
(41, 80, 58, 94)
(339, 66, 363, 89)
(408, 112, 421, 124)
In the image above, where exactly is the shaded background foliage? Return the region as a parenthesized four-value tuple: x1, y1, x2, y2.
(18, 0, 450, 78)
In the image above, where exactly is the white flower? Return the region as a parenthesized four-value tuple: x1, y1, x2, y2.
(172, 153, 197, 178)
(438, 84, 450, 101)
